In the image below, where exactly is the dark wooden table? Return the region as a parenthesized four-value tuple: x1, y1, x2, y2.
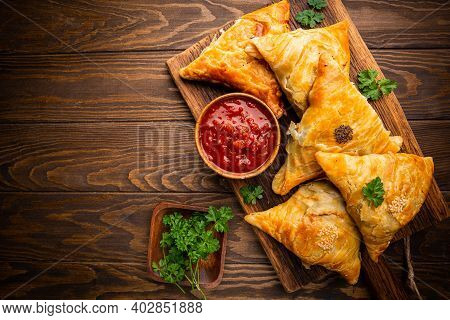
(0, 0, 448, 299)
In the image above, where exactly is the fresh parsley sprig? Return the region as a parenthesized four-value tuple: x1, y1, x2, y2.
(295, 10, 324, 28)
(205, 206, 234, 232)
(240, 185, 264, 205)
(362, 177, 385, 207)
(378, 78, 398, 95)
(357, 69, 398, 100)
(295, 0, 327, 28)
(152, 207, 233, 299)
(308, 0, 328, 10)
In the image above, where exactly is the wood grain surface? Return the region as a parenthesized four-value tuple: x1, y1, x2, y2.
(0, 261, 372, 300)
(0, 0, 448, 299)
(361, 251, 409, 300)
(0, 0, 449, 53)
(166, 0, 448, 294)
(0, 50, 449, 123)
(2, 260, 447, 299)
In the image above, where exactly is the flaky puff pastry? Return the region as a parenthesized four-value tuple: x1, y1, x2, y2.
(272, 144, 322, 194)
(245, 180, 361, 284)
(179, 0, 289, 118)
(315, 152, 434, 262)
(251, 20, 350, 115)
(272, 53, 402, 195)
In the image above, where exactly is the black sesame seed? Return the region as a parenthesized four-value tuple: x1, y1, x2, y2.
(334, 125, 353, 144)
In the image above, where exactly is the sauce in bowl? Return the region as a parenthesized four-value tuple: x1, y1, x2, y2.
(197, 94, 279, 176)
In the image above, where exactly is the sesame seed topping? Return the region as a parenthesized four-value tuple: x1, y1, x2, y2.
(388, 195, 408, 215)
(317, 224, 338, 251)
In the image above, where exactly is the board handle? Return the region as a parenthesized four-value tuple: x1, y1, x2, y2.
(361, 250, 409, 299)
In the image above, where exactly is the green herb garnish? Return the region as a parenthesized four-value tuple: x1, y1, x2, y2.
(378, 78, 398, 95)
(308, 0, 328, 10)
(152, 207, 233, 299)
(295, 9, 324, 28)
(205, 206, 234, 232)
(296, 0, 327, 28)
(240, 185, 264, 205)
(357, 69, 398, 100)
(362, 177, 385, 207)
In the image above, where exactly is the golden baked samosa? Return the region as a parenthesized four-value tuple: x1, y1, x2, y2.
(245, 180, 361, 284)
(272, 53, 402, 195)
(251, 20, 350, 115)
(315, 152, 434, 262)
(179, 0, 290, 118)
(272, 144, 322, 194)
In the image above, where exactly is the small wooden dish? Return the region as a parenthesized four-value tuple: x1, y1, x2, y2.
(147, 202, 227, 289)
(195, 92, 281, 179)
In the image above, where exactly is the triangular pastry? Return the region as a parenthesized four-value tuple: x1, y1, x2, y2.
(245, 180, 361, 284)
(315, 152, 434, 262)
(272, 144, 322, 195)
(272, 53, 403, 195)
(179, 0, 290, 118)
(251, 20, 350, 115)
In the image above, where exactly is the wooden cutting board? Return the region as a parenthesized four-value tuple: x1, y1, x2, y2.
(166, 0, 448, 297)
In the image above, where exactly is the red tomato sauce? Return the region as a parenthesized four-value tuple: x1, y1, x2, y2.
(199, 96, 278, 173)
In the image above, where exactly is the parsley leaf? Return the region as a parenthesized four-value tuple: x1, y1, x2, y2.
(240, 185, 264, 205)
(152, 248, 185, 284)
(205, 206, 234, 232)
(358, 69, 378, 89)
(160, 231, 174, 248)
(152, 207, 233, 299)
(357, 69, 398, 100)
(378, 78, 398, 95)
(191, 230, 219, 262)
(295, 9, 324, 28)
(308, 0, 328, 10)
(362, 177, 385, 207)
(362, 83, 382, 100)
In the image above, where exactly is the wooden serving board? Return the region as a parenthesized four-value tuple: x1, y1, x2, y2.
(167, 0, 449, 297)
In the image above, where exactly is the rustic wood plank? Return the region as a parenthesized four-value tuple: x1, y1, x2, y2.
(1, 192, 447, 265)
(0, 0, 258, 54)
(411, 121, 449, 191)
(372, 49, 450, 120)
(166, 0, 448, 293)
(361, 251, 409, 299)
(0, 50, 448, 123)
(0, 0, 449, 54)
(0, 121, 447, 192)
(345, 0, 450, 49)
(0, 193, 248, 264)
(0, 261, 372, 300)
(0, 122, 229, 193)
(385, 213, 450, 264)
(0, 52, 189, 122)
(388, 262, 450, 299)
(0, 260, 446, 299)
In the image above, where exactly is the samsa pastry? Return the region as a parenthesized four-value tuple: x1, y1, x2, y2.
(179, 0, 290, 118)
(272, 144, 322, 194)
(315, 152, 434, 262)
(272, 53, 402, 195)
(245, 180, 361, 284)
(251, 20, 350, 115)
